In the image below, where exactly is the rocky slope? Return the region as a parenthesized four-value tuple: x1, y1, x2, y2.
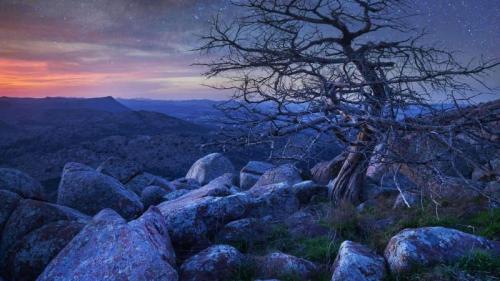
(0, 151, 498, 281)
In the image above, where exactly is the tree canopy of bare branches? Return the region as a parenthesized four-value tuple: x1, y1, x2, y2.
(198, 0, 500, 204)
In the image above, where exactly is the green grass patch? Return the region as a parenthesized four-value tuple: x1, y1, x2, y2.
(457, 249, 500, 273)
(467, 209, 500, 239)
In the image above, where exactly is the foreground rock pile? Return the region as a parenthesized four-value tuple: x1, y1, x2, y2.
(0, 153, 498, 281)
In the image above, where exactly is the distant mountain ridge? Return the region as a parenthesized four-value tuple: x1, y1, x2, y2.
(117, 98, 224, 125)
(0, 96, 131, 124)
(0, 96, 217, 181)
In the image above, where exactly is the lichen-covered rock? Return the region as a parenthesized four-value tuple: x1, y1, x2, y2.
(253, 164, 302, 188)
(179, 245, 245, 281)
(157, 175, 239, 253)
(4, 221, 85, 281)
(186, 153, 235, 185)
(126, 172, 175, 195)
(331, 241, 386, 281)
(240, 161, 275, 190)
(0, 199, 89, 267)
(0, 190, 21, 235)
(253, 252, 317, 280)
(128, 207, 176, 267)
(96, 157, 143, 183)
(158, 189, 253, 256)
(141, 185, 168, 208)
(37, 208, 178, 281)
(384, 226, 499, 274)
(310, 154, 345, 185)
(0, 168, 44, 199)
(247, 182, 300, 218)
(57, 162, 143, 219)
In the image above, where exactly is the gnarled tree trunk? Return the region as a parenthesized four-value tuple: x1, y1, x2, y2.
(329, 128, 376, 204)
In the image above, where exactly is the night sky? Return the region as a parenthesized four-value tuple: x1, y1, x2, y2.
(0, 0, 498, 100)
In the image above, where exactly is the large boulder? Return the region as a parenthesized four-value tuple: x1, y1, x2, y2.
(331, 241, 386, 281)
(126, 172, 175, 196)
(57, 162, 143, 219)
(186, 153, 235, 185)
(179, 245, 245, 281)
(158, 174, 250, 253)
(253, 252, 317, 280)
(37, 208, 178, 281)
(384, 226, 499, 274)
(0, 168, 44, 199)
(0, 190, 21, 235)
(4, 221, 85, 281)
(247, 182, 300, 218)
(0, 199, 89, 265)
(310, 154, 345, 185)
(253, 164, 303, 188)
(158, 190, 252, 256)
(96, 157, 143, 184)
(240, 161, 275, 190)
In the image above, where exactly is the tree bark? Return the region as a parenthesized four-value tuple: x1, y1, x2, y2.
(329, 128, 376, 204)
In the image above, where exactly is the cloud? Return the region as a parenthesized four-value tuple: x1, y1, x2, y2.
(0, 0, 229, 99)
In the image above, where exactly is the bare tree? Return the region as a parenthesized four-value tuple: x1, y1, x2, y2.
(198, 0, 499, 204)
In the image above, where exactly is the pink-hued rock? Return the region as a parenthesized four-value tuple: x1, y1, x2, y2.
(158, 176, 252, 256)
(57, 162, 143, 219)
(180, 245, 245, 281)
(37, 207, 178, 281)
(331, 241, 386, 281)
(384, 226, 499, 273)
(186, 153, 235, 185)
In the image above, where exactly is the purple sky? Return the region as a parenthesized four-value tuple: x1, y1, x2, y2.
(0, 0, 498, 100)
